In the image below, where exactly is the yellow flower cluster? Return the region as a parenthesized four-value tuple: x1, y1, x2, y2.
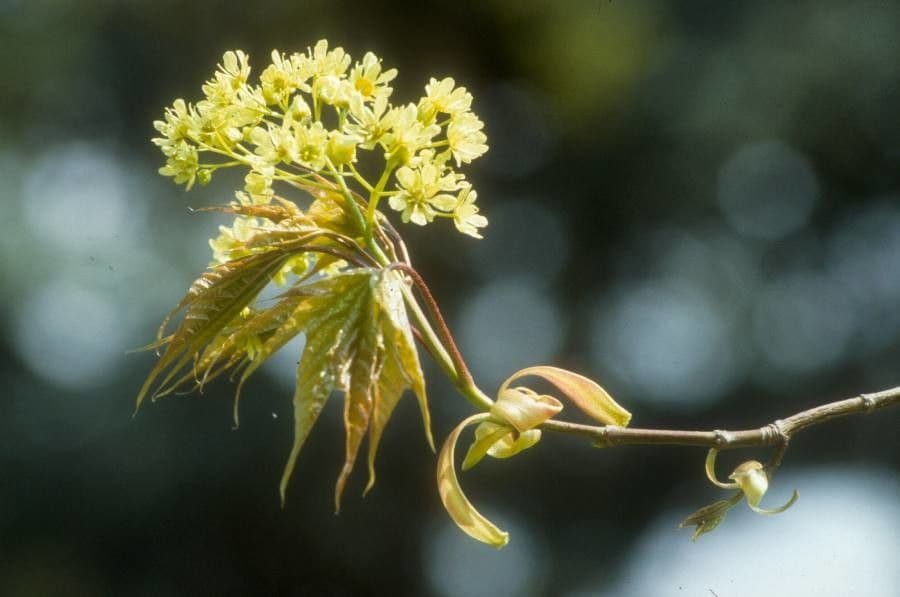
(153, 41, 489, 239)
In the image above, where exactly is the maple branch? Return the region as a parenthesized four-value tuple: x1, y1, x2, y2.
(540, 386, 900, 456)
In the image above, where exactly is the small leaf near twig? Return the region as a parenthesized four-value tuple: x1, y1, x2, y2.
(679, 494, 742, 541)
(684, 452, 800, 540)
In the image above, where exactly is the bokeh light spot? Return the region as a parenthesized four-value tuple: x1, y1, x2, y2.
(752, 272, 854, 377)
(459, 278, 563, 392)
(717, 141, 818, 240)
(14, 279, 126, 390)
(22, 142, 141, 251)
(467, 200, 569, 286)
(426, 515, 545, 597)
(591, 278, 741, 408)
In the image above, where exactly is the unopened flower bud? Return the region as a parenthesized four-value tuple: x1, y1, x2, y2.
(327, 132, 359, 165)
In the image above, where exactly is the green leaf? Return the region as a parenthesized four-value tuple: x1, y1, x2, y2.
(679, 493, 742, 541)
(364, 351, 407, 495)
(334, 280, 383, 511)
(269, 269, 433, 509)
(135, 249, 289, 410)
(141, 262, 433, 511)
(376, 271, 433, 450)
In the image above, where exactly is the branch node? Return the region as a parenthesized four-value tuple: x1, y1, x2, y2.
(763, 420, 789, 446)
(592, 427, 613, 448)
(860, 393, 877, 413)
(713, 430, 733, 447)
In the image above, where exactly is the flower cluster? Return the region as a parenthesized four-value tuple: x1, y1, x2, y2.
(152, 41, 489, 240)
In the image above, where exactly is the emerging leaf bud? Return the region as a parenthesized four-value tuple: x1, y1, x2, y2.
(728, 460, 768, 507)
(499, 366, 631, 427)
(491, 386, 563, 433)
(728, 460, 799, 515)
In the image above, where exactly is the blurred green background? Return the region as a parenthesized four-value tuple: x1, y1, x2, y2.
(1, 1, 899, 595)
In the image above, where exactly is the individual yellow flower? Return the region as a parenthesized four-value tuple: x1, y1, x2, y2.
(260, 50, 308, 107)
(346, 94, 392, 149)
(389, 163, 459, 225)
(249, 123, 298, 165)
(243, 167, 275, 204)
(194, 95, 264, 151)
(382, 103, 440, 164)
(452, 185, 488, 239)
(447, 111, 488, 166)
(209, 216, 259, 263)
(418, 77, 473, 122)
(299, 39, 351, 78)
(158, 141, 200, 189)
(327, 131, 359, 165)
(315, 74, 355, 107)
(202, 50, 252, 106)
(349, 51, 397, 102)
(294, 121, 329, 170)
(220, 50, 252, 87)
(152, 99, 198, 149)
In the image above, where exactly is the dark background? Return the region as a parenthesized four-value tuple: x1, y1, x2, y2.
(1, 1, 898, 595)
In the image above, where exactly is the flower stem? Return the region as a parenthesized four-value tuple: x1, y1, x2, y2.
(366, 162, 395, 244)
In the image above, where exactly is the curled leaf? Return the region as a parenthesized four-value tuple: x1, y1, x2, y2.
(705, 448, 739, 490)
(462, 421, 544, 471)
(487, 429, 541, 459)
(437, 414, 510, 548)
(461, 422, 514, 471)
(500, 366, 631, 427)
(729, 460, 799, 515)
